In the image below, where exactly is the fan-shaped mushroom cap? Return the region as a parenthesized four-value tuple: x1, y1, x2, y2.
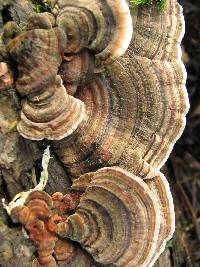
(25, 190, 53, 208)
(57, 167, 161, 266)
(0, 62, 14, 91)
(8, 190, 58, 267)
(17, 75, 85, 140)
(51, 191, 80, 213)
(26, 13, 55, 30)
(53, 74, 144, 177)
(54, 239, 77, 262)
(59, 49, 95, 95)
(28, 218, 58, 267)
(10, 190, 52, 224)
(5, 19, 85, 140)
(145, 172, 175, 266)
(129, 0, 184, 62)
(53, 56, 188, 176)
(106, 56, 189, 170)
(7, 27, 66, 96)
(51, 0, 133, 66)
(53, 0, 189, 176)
(54, 239, 94, 267)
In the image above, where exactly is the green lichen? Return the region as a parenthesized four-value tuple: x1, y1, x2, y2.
(31, 0, 51, 13)
(166, 239, 174, 249)
(130, 0, 166, 10)
(8, 120, 17, 131)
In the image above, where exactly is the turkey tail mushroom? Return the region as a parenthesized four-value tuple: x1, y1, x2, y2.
(51, 0, 133, 66)
(17, 75, 85, 140)
(10, 190, 53, 224)
(57, 167, 163, 267)
(53, 0, 189, 176)
(106, 54, 189, 170)
(59, 49, 95, 95)
(123, 0, 190, 168)
(145, 172, 175, 267)
(53, 74, 140, 177)
(9, 191, 58, 267)
(129, 0, 184, 62)
(6, 20, 65, 96)
(7, 189, 94, 267)
(54, 239, 94, 267)
(5, 16, 85, 140)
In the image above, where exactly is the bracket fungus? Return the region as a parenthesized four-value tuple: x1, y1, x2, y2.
(59, 49, 95, 95)
(56, 167, 174, 267)
(7, 189, 94, 267)
(1, 0, 189, 266)
(50, 0, 133, 66)
(53, 0, 189, 178)
(4, 14, 85, 140)
(3, 164, 174, 267)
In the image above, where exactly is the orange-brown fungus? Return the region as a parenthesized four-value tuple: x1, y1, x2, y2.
(54, 239, 75, 262)
(46, 214, 63, 233)
(52, 192, 81, 214)
(10, 190, 84, 266)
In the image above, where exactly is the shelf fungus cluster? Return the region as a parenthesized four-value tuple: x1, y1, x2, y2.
(51, 0, 133, 67)
(3, 14, 85, 140)
(57, 167, 175, 267)
(1, 0, 189, 266)
(7, 190, 94, 267)
(4, 166, 175, 267)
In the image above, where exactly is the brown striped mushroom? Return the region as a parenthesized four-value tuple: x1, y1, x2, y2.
(54, 239, 94, 267)
(4, 14, 85, 140)
(53, 0, 189, 178)
(3, 149, 175, 266)
(56, 166, 175, 267)
(17, 75, 85, 140)
(1, 1, 189, 266)
(50, 0, 133, 67)
(59, 49, 95, 95)
(0, 62, 14, 91)
(145, 173, 175, 266)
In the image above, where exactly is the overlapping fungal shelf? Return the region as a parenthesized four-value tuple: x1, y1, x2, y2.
(59, 49, 95, 95)
(53, 0, 189, 178)
(58, 167, 174, 267)
(1, 0, 189, 266)
(5, 14, 85, 140)
(51, 0, 133, 66)
(9, 190, 94, 266)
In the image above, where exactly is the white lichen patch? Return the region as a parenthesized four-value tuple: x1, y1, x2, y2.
(2, 145, 51, 215)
